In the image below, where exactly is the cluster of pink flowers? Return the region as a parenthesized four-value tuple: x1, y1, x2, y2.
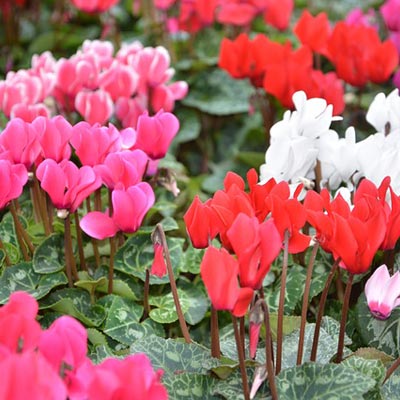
(0, 110, 179, 237)
(0, 291, 167, 399)
(0, 40, 188, 128)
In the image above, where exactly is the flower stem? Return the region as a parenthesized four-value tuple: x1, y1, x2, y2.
(74, 212, 87, 271)
(276, 229, 289, 375)
(64, 214, 78, 287)
(108, 235, 116, 294)
(142, 269, 150, 320)
(297, 242, 319, 365)
(152, 224, 191, 343)
(260, 299, 278, 400)
(310, 258, 340, 361)
(232, 315, 250, 400)
(335, 273, 353, 363)
(9, 201, 31, 261)
(0, 237, 11, 266)
(32, 169, 52, 235)
(211, 305, 221, 358)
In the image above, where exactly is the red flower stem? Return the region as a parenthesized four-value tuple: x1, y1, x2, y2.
(240, 316, 246, 357)
(310, 258, 340, 361)
(94, 188, 102, 211)
(9, 201, 31, 261)
(153, 224, 191, 343)
(108, 235, 116, 294)
(260, 299, 278, 400)
(314, 160, 322, 193)
(142, 269, 150, 320)
(255, 90, 273, 144)
(232, 315, 250, 400)
(384, 357, 400, 384)
(297, 242, 319, 365)
(108, 188, 113, 217)
(0, 237, 11, 266)
(335, 273, 353, 363)
(64, 214, 78, 287)
(74, 212, 87, 271)
(276, 229, 290, 375)
(211, 305, 221, 358)
(29, 185, 41, 223)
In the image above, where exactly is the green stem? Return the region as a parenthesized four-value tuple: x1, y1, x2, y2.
(276, 229, 289, 375)
(310, 258, 340, 361)
(108, 235, 116, 294)
(64, 214, 78, 287)
(232, 315, 250, 400)
(335, 273, 353, 363)
(152, 224, 191, 343)
(297, 242, 319, 365)
(32, 170, 52, 235)
(74, 212, 87, 271)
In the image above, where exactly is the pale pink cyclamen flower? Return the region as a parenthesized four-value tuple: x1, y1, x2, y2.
(80, 183, 155, 239)
(82, 39, 115, 69)
(75, 89, 114, 125)
(10, 103, 50, 122)
(115, 96, 147, 128)
(0, 160, 28, 210)
(133, 110, 180, 160)
(151, 81, 189, 113)
(36, 159, 102, 213)
(365, 264, 400, 319)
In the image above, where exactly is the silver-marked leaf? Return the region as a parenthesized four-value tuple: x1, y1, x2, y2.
(180, 247, 204, 275)
(89, 344, 117, 364)
(130, 335, 219, 376)
(139, 217, 179, 233)
(40, 288, 106, 327)
(0, 262, 67, 303)
(3, 242, 20, 265)
(113, 234, 184, 284)
(382, 365, 400, 400)
(87, 328, 108, 347)
(33, 233, 65, 273)
(0, 212, 19, 246)
(163, 373, 219, 399)
(356, 293, 400, 357)
(103, 296, 145, 345)
(276, 362, 376, 399)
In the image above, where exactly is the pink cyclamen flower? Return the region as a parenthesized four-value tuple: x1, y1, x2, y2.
(133, 110, 179, 160)
(0, 117, 42, 169)
(70, 0, 119, 13)
(80, 183, 155, 239)
(34, 115, 73, 162)
(38, 316, 88, 373)
(365, 264, 400, 320)
(10, 103, 50, 122)
(0, 291, 41, 354)
(70, 122, 122, 166)
(75, 89, 114, 125)
(0, 160, 28, 209)
(86, 354, 168, 400)
(150, 243, 167, 278)
(94, 150, 148, 190)
(36, 159, 102, 213)
(0, 351, 67, 400)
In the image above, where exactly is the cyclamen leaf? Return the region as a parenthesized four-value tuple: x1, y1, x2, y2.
(276, 362, 376, 399)
(33, 233, 65, 274)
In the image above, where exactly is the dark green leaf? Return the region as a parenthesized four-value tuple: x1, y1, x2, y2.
(33, 233, 65, 274)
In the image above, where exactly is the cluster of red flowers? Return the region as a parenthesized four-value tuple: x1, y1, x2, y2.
(0, 291, 167, 399)
(184, 170, 400, 315)
(219, 10, 398, 114)
(149, 0, 293, 32)
(0, 40, 188, 128)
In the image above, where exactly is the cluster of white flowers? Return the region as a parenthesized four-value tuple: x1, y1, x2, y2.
(260, 89, 400, 194)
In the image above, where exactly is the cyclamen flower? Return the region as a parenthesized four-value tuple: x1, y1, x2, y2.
(80, 183, 155, 239)
(75, 89, 114, 125)
(0, 160, 28, 209)
(365, 264, 400, 319)
(36, 159, 102, 213)
(70, 0, 119, 13)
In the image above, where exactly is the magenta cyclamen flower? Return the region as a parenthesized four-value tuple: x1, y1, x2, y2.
(36, 159, 102, 213)
(80, 183, 155, 239)
(0, 160, 28, 209)
(365, 264, 400, 320)
(133, 110, 179, 160)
